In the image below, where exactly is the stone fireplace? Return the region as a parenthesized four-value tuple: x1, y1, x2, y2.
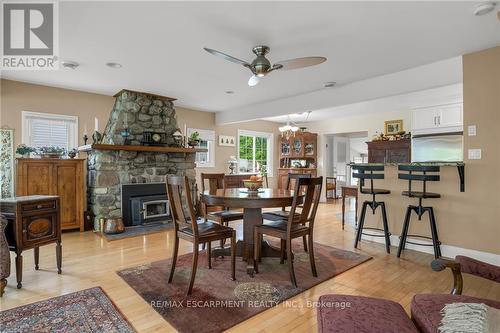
(85, 89, 197, 229)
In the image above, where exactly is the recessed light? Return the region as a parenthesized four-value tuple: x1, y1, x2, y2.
(61, 61, 79, 70)
(324, 81, 336, 88)
(225, 90, 234, 94)
(473, 2, 496, 16)
(106, 62, 122, 69)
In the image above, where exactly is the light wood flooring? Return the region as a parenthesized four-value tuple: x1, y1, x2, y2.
(1, 200, 499, 332)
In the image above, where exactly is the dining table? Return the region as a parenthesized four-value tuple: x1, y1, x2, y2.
(201, 188, 303, 276)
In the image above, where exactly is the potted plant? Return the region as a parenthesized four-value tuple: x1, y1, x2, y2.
(188, 131, 200, 147)
(15, 144, 36, 158)
(37, 146, 66, 158)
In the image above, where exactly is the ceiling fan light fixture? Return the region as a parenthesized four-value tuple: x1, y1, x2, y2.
(473, 2, 496, 16)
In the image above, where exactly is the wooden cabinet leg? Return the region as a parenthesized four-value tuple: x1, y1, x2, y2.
(15, 251, 23, 289)
(0, 278, 6, 297)
(342, 194, 346, 230)
(56, 241, 62, 274)
(34, 247, 39, 270)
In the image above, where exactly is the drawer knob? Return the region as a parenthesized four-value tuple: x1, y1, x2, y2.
(36, 205, 43, 209)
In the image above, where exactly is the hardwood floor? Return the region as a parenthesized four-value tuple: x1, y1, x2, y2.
(1, 200, 499, 332)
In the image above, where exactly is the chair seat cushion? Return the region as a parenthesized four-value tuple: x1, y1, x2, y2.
(411, 294, 500, 333)
(180, 221, 233, 238)
(402, 191, 440, 199)
(257, 220, 309, 234)
(207, 210, 243, 220)
(317, 295, 418, 333)
(262, 210, 301, 221)
(360, 188, 391, 195)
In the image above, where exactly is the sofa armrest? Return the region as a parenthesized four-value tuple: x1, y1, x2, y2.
(456, 255, 500, 284)
(431, 258, 463, 295)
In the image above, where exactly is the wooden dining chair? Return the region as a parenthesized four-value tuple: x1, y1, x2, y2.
(325, 177, 337, 200)
(201, 173, 244, 226)
(254, 176, 323, 287)
(262, 173, 312, 251)
(166, 175, 236, 295)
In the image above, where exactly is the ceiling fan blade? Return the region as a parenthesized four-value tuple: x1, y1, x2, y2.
(275, 56, 326, 70)
(248, 75, 260, 87)
(203, 47, 250, 66)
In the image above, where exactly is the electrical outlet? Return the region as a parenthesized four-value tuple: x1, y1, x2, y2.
(468, 149, 482, 160)
(468, 125, 477, 136)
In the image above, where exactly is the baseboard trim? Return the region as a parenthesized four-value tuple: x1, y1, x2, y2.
(358, 232, 500, 265)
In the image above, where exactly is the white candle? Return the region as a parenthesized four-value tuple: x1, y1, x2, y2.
(184, 123, 187, 147)
(94, 117, 98, 131)
(83, 124, 88, 136)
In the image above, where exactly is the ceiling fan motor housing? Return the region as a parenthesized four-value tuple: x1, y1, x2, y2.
(251, 45, 271, 76)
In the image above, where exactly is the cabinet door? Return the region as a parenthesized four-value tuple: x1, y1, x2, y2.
(412, 107, 439, 132)
(21, 212, 58, 248)
(438, 103, 463, 129)
(53, 162, 82, 230)
(278, 173, 289, 190)
(368, 149, 386, 163)
(386, 148, 410, 163)
(18, 162, 53, 195)
(291, 137, 303, 157)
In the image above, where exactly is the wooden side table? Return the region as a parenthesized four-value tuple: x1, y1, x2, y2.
(341, 186, 358, 230)
(0, 195, 61, 289)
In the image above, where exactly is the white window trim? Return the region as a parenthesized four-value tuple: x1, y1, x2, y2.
(187, 128, 215, 168)
(237, 129, 274, 177)
(22, 111, 79, 149)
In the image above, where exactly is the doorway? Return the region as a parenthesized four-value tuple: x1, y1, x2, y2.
(324, 131, 369, 190)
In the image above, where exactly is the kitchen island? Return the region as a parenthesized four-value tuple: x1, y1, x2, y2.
(348, 162, 469, 258)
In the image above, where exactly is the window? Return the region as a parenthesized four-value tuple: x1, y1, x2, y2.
(187, 128, 215, 168)
(22, 111, 78, 149)
(238, 130, 273, 176)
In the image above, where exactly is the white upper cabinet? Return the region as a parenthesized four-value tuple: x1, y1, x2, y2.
(411, 103, 463, 135)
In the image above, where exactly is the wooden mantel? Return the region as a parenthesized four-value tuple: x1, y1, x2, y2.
(78, 144, 207, 153)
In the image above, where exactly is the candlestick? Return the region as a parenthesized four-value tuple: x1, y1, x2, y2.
(183, 123, 187, 148)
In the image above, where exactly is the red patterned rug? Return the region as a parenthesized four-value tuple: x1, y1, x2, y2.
(0, 287, 135, 333)
(117, 241, 371, 333)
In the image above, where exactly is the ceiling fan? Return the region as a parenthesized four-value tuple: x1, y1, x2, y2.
(203, 45, 326, 86)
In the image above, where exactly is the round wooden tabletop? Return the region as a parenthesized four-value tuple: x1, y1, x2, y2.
(201, 188, 302, 209)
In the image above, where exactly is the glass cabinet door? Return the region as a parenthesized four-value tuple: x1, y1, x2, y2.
(293, 138, 302, 155)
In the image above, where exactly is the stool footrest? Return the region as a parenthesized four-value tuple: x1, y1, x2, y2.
(360, 227, 391, 238)
(399, 234, 442, 247)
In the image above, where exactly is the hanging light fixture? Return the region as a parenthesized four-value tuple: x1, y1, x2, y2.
(279, 112, 312, 139)
(279, 116, 299, 139)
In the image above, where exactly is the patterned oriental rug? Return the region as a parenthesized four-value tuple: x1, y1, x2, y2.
(118, 241, 371, 333)
(0, 287, 135, 333)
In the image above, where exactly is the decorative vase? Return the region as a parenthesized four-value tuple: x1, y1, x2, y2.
(0, 215, 10, 297)
(103, 218, 125, 234)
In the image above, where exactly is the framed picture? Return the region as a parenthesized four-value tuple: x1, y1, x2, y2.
(384, 119, 403, 136)
(218, 135, 235, 147)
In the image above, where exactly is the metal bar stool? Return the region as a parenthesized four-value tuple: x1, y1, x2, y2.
(352, 165, 392, 254)
(397, 165, 442, 259)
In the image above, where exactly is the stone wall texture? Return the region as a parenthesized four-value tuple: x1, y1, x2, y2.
(88, 90, 196, 229)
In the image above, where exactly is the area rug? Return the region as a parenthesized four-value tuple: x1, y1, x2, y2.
(0, 287, 135, 333)
(101, 222, 173, 241)
(117, 241, 371, 333)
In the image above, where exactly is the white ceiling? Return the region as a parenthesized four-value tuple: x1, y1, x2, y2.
(1, 1, 499, 118)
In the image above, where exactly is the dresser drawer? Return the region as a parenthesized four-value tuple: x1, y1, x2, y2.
(21, 200, 57, 212)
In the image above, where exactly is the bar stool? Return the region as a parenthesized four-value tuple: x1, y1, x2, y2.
(352, 165, 392, 254)
(397, 165, 442, 259)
